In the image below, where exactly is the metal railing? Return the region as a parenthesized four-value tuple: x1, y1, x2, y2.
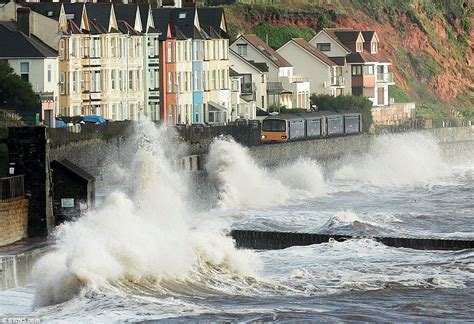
(0, 175, 25, 201)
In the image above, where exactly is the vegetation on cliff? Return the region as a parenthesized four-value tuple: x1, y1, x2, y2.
(222, 0, 473, 125)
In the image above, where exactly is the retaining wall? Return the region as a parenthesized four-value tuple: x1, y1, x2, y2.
(0, 198, 28, 246)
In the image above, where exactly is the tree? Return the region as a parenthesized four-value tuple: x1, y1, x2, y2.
(310, 94, 373, 132)
(0, 61, 40, 114)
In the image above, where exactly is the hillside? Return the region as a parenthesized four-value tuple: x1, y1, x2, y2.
(221, 0, 473, 125)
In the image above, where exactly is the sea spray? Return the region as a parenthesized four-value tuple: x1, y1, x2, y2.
(335, 133, 449, 186)
(206, 137, 289, 209)
(32, 122, 259, 307)
(206, 138, 327, 210)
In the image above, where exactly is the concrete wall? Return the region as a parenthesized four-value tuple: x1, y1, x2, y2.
(0, 199, 28, 246)
(0, 244, 50, 291)
(372, 102, 416, 125)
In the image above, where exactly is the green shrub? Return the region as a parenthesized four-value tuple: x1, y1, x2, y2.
(317, 15, 333, 30)
(310, 94, 373, 132)
(461, 18, 472, 34)
(252, 22, 315, 49)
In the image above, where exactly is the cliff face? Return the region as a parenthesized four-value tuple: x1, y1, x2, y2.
(224, 0, 473, 118)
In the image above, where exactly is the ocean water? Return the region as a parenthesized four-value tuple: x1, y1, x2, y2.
(1, 123, 473, 322)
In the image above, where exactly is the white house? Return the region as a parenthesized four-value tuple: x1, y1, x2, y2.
(277, 38, 347, 97)
(230, 34, 310, 110)
(0, 19, 59, 127)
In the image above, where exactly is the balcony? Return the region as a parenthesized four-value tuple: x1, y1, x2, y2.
(267, 82, 284, 95)
(241, 82, 256, 95)
(377, 73, 394, 83)
(330, 76, 345, 86)
(289, 76, 309, 83)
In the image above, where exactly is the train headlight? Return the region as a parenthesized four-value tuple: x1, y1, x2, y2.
(281, 136, 287, 139)
(261, 135, 267, 139)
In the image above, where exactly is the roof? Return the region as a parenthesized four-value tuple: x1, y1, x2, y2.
(152, 8, 173, 40)
(229, 49, 269, 73)
(170, 8, 195, 39)
(239, 35, 292, 68)
(63, 3, 85, 30)
(346, 52, 378, 64)
(138, 4, 150, 31)
(361, 31, 376, 42)
(229, 68, 240, 77)
(51, 159, 95, 182)
(113, 4, 138, 27)
(85, 3, 113, 32)
(330, 56, 346, 66)
(290, 38, 337, 67)
(0, 22, 57, 58)
(197, 8, 227, 39)
(23, 3, 62, 21)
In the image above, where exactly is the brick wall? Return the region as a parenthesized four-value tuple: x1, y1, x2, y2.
(0, 198, 28, 246)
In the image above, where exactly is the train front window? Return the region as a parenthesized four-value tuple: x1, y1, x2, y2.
(262, 120, 286, 132)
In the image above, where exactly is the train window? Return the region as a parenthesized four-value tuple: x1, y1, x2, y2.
(262, 119, 286, 132)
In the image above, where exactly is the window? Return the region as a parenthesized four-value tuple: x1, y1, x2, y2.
(20, 62, 29, 82)
(47, 64, 52, 82)
(59, 40, 65, 60)
(60, 72, 65, 94)
(177, 42, 181, 62)
(119, 71, 124, 91)
(136, 70, 141, 90)
(111, 70, 116, 90)
(212, 70, 217, 89)
(176, 72, 181, 93)
(351, 65, 362, 76)
(371, 41, 377, 54)
(221, 69, 226, 89)
(356, 42, 363, 52)
(184, 72, 188, 92)
(167, 72, 173, 93)
(261, 74, 265, 83)
(316, 43, 331, 51)
(70, 39, 76, 57)
(366, 65, 374, 75)
(179, 12, 186, 19)
(111, 37, 116, 57)
(72, 71, 77, 92)
(195, 104, 200, 123)
(91, 71, 100, 92)
(236, 44, 247, 56)
(167, 43, 172, 63)
(129, 39, 134, 58)
(135, 39, 141, 57)
(129, 70, 134, 90)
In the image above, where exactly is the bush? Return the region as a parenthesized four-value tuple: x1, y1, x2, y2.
(269, 105, 307, 114)
(461, 18, 472, 34)
(310, 94, 373, 132)
(252, 22, 315, 49)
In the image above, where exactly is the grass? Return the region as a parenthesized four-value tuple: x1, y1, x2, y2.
(252, 22, 316, 49)
(389, 85, 414, 103)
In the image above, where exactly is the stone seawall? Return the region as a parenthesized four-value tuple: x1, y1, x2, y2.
(0, 240, 51, 291)
(247, 126, 474, 167)
(0, 198, 28, 246)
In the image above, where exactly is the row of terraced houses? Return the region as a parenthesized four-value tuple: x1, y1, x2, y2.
(0, 1, 396, 127)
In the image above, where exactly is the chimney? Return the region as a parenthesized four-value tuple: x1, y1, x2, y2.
(17, 7, 31, 38)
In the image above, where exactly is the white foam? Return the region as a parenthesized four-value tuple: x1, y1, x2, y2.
(32, 123, 260, 307)
(335, 133, 450, 186)
(206, 138, 326, 210)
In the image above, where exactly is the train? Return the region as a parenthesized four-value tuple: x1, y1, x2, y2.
(260, 111, 362, 143)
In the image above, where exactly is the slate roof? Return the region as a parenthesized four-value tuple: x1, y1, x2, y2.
(152, 8, 173, 40)
(51, 159, 95, 182)
(240, 35, 292, 68)
(117, 20, 141, 35)
(229, 68, 240, 77)
(113, 4, 138, 28)
(85, 3, 113, 32)
(330, 56, 346, 66)
(229, 49, 269, 73)
(290, 38, 337, 67)
(0, 22, 57, 58)
(197, 8, 227, 38)
(63, 3, 85, 29)
(23, 3, 62, 21)
(138, 4, 150, 31)
(346, 52, 378, 64)
(361, 31, 376, 42)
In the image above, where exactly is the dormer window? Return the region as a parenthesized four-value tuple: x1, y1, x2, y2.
(47, 11, 53, 17)
(371, 41, 377, 54)
(356, 42, 363, 52)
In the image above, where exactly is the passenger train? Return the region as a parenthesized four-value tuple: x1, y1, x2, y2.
(261, 111, 362, 143)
